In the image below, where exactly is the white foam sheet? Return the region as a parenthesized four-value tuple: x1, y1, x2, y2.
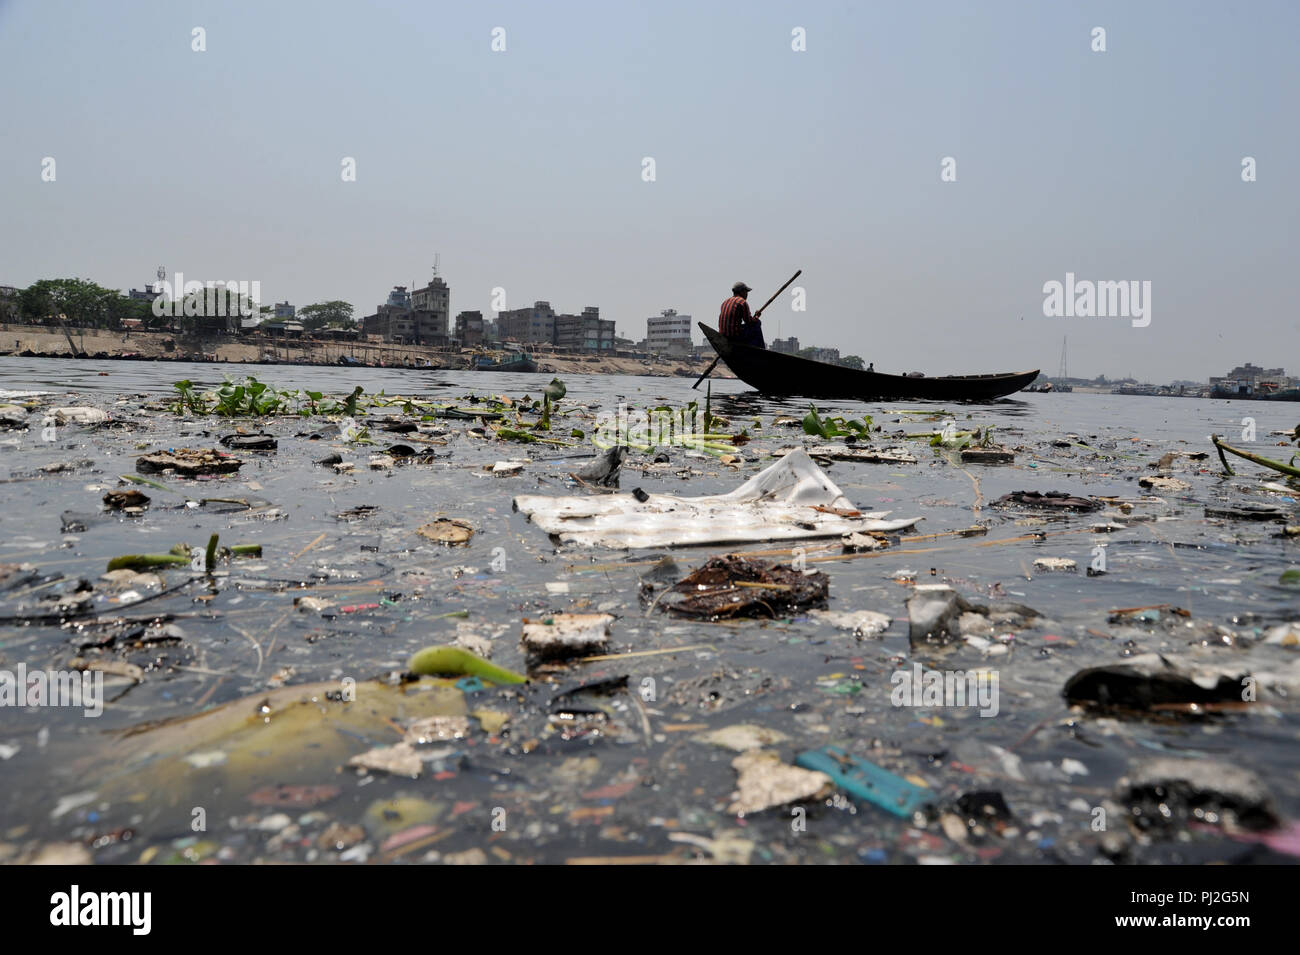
(513, 448, 922, 548)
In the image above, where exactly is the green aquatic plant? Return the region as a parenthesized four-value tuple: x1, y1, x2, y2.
(803, 405, 872, 439)
(169, 377, 368, 418)
(106, 536, 263, 573)
(1211, 434, 1300, 479)
(407, 645, 527, 685)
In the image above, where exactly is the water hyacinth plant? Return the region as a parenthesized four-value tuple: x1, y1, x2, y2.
(170, 377, 365, 417)
(802, 405, 872, 439)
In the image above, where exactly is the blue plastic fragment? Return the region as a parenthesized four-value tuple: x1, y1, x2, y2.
(795, 745, 934, 818)
(455, 676, 486, 693)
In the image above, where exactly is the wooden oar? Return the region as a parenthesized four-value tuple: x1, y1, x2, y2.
(693, 269, 801, 389)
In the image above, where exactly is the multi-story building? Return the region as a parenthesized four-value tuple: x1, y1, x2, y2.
(128, 283, 162, 303)
(555, 306, 614, 351)
(771, 337, 800, 355)
(411, 275, 448, 316)
(361, 305, 412, 342)
(362, 286, 415, 341)
(1210, 363, 1295, 398)
(360, 276, 452, 345)
(646, 309, 692, 354)
(455, 310, 484, 346)
(274, 301, 295, 319)
(409, 273, 451, 345)
(498, 301, 555, 343)
(806, 346, 840, 364)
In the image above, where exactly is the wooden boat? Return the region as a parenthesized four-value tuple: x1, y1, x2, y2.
(473, 351, 538, 373)
(700, 324, 1038, 402)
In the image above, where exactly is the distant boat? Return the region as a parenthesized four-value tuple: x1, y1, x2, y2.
(699, 324, 1038, 402)
(338, 355, 364, 366)
(474, 351, 538, 373)
(1210, 381, 1300, 401)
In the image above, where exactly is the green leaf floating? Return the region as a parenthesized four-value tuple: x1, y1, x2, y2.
(106, 553, 191, 571)
(408, 645, 527, 684)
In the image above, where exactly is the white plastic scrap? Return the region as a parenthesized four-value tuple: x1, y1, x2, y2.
(513, 449, 921, 548)
(809, 609, 892, 636)
(520, 612, 613, 658)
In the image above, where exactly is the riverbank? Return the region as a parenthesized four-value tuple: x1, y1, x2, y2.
(0, 324, 723, 378)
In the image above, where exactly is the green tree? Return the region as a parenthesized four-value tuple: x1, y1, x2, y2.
(298, 300, 355, 331)
(20, 278, 124, 329)
(841, 355, 865, 370)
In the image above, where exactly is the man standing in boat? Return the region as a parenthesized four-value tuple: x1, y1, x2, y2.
(718, 282, 766, 349)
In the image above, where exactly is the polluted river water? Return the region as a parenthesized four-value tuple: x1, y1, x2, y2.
(1, 356, 1298, 865)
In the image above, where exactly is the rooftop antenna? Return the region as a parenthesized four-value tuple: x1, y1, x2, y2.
(433, 252, 440, 279)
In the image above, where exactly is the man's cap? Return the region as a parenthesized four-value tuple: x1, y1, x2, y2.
(732, 282, 752, 294)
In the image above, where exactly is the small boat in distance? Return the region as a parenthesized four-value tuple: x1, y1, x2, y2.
(472, 350, 538, 373)
(699, 324, 1038, 402)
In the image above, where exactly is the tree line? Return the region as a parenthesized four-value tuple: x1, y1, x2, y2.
(4, 278, 355, 334)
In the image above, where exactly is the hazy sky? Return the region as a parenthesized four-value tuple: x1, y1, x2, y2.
(2, 0, 1296, 380)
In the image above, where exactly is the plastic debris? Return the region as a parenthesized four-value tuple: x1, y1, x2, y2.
(992, 490, 1100, 511)
(51, 407, 110, 425)
(1204, 502, 1289, 521)
(841, 531, 887, 551)
(907, 585, 961, 642)
(781, 444, 918, 464)
(959, 446, 1014, 464)
(1264, 622, 1300, 647)
(1063, 653, 1248, 712)
(136, 448, 243, 476)
(218, 433, 277, 450)
(693, 724, 791, 751)
(513, 448, 921, 548)
(1119, 758, 1279, 833)
(909, 585, 1041, 644)
(658, 554, 828, 619)
(1138, 475, 1189, 491)
(520, 613, 613, 660)
(797, 746, 934, 818)
(727, 749, 834, 815)
(1032, 557, 1076, 572)
(572, 445, 624, 486)
(417, 519, 474, 544)
(103, 489, 150, 510)
(808, 609, 892, 636)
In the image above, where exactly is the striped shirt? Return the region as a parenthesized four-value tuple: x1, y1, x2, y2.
(718, 296, 754, 337)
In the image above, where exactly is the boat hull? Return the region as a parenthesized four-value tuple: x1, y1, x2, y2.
(700, 324, 1038, 402)
(476, 358, 538, 373)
